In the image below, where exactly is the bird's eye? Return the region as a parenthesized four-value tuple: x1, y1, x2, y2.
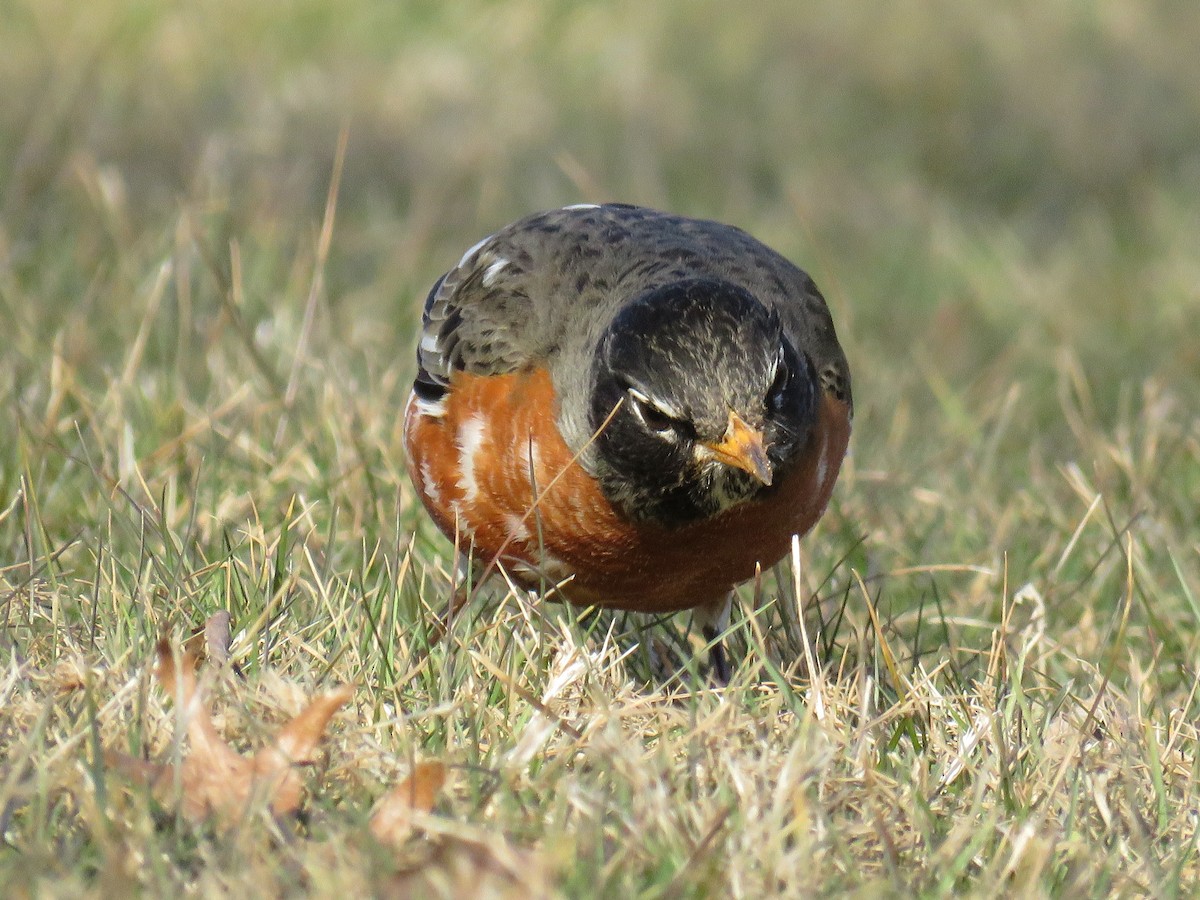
(627, 389, 678, 435)
(768, 361, 790, 411)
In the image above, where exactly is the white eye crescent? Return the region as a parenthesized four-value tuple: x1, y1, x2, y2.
(627, 388, 678, 436)
(768, 358, 790, 410)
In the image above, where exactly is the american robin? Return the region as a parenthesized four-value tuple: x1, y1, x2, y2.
(404, 203, 852, 681)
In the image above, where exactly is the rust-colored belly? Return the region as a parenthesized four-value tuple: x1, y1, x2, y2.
(403, 368, 850, 613)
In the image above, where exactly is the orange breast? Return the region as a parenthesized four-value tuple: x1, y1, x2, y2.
(403, 368, 850, 613)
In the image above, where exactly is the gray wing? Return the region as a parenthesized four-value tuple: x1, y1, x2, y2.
(413, 204, 643, 399)
(413, 230, 544, 400)
(414, 204, 851, 411)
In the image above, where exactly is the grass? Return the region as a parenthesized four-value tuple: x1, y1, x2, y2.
(3, 0, 1200, 895)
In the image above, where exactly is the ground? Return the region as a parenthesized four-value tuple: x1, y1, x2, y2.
(2, 1, 1200, 896)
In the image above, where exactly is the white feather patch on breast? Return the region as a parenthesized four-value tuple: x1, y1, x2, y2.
(419, 459, 442, 508)
(455, 414, 488, 503)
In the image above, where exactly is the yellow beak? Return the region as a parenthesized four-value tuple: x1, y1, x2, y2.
(701, 411, 772, 485)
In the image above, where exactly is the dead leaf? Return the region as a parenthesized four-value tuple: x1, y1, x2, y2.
(182, 611, 238, 672)
(105, 637, 353, 825)
(52, 659, 89, 693)
(369, 760, 447, 845)
(203, 611, 233, 664)
(257, 682, 358, 815)
(368, 762, 551, 897)
(382, 833, 551, 900)
(102, 750, 167, 786)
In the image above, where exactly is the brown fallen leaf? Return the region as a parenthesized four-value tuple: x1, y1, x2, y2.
(369, 760, 447, 845)
(203, 610, 234, 665)
(52, 658, 90, 694)
(182, 611, 239, 673)
(105, 637, 353, 825)
(368, 762, 551, 897)
(381, 832, 552, 900)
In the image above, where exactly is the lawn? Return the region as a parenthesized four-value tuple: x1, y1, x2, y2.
(3, 0, 1200, 895)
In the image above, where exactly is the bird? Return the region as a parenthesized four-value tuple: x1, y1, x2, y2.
(403, 203, 852, 682)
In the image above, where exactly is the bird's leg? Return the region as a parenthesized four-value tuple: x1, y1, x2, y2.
(694, 593, 734, 685)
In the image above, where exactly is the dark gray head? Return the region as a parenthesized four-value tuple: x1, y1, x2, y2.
(588, 278, 818, 524)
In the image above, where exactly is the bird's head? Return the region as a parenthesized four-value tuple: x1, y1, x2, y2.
(588, 278, 817, 524)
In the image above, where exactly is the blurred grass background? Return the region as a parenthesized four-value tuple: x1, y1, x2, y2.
(3, 0, 1200, 893)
